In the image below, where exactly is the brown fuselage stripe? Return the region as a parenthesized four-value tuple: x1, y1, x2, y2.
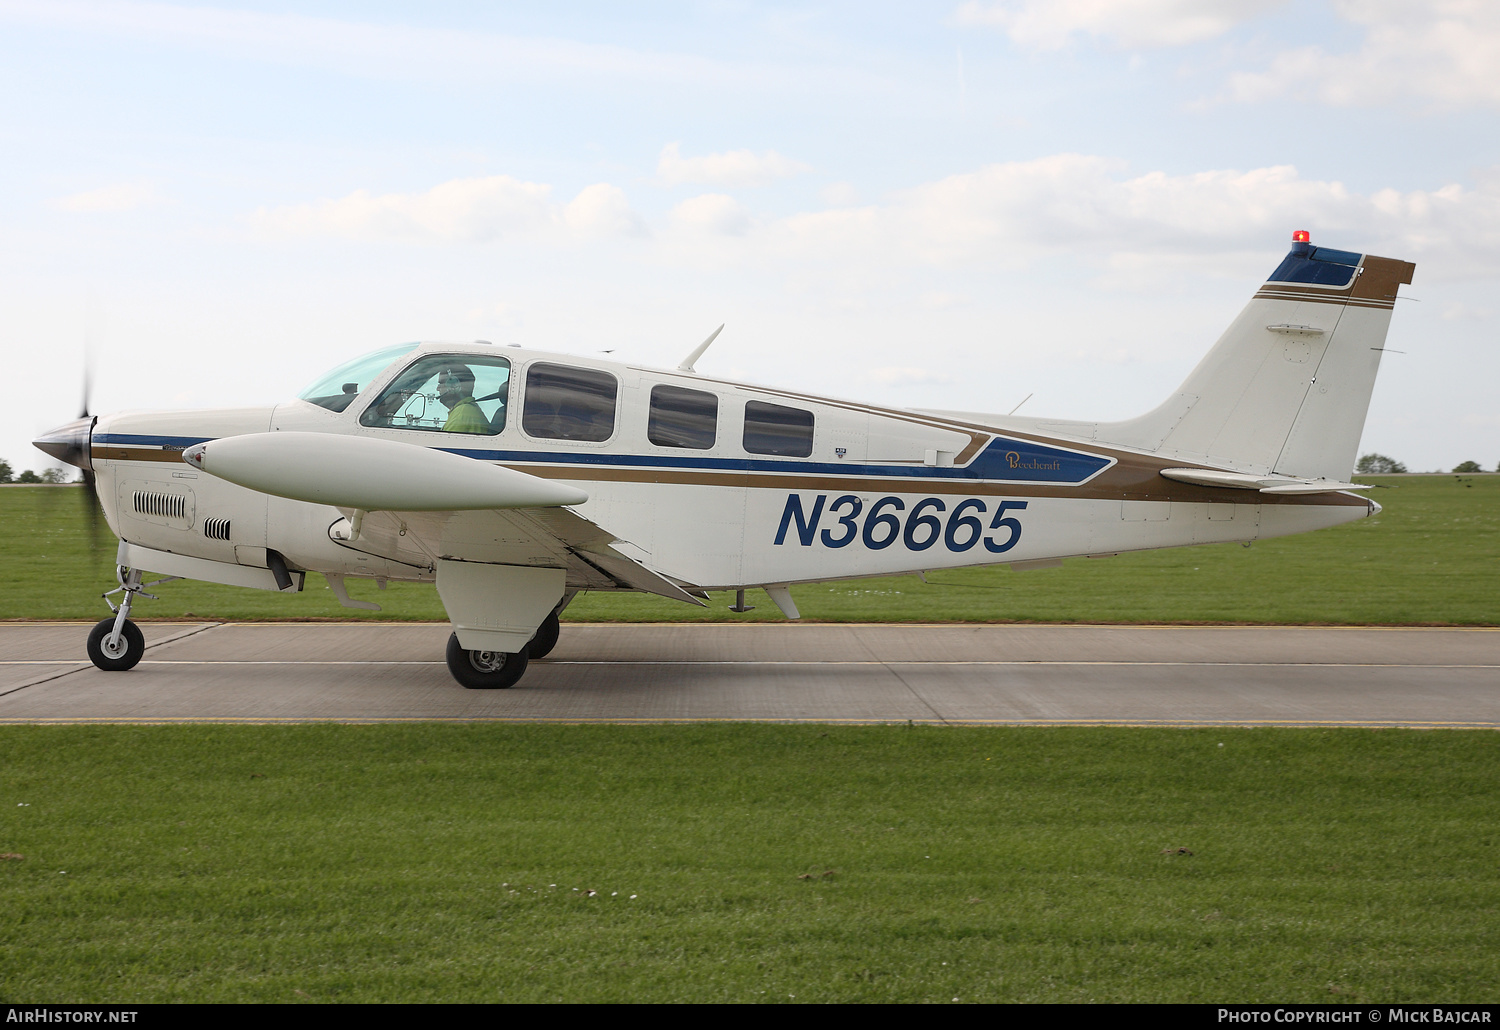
(504, 463, 1370, 508)
(96, 445, 1369, 508)
(93, 446, 186, 463)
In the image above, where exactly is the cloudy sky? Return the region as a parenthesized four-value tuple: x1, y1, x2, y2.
(4, 0, 1497, 474)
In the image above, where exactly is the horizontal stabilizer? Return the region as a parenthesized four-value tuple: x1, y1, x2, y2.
(1257, 481, 1366, 495)
(183, 432, 588, 511)
(1160, 467, 1368, 495)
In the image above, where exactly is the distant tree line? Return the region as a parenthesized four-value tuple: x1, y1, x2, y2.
(1356, 453, 1407, 473)
(0, 459, 74, 484)
(1356, 454, 1497, 475)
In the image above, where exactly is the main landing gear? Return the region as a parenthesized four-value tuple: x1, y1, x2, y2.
(444, 603, 566, 689)
(85, 566, 168, 672)
(527, 611, 561, 660)
(445, 634, 529, 689)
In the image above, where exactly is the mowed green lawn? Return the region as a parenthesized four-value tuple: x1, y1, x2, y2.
(1, 474, 1495, 624)
(2, 724, 1497, 1003)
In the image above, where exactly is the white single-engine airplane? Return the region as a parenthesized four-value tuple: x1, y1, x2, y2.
(35, 232, 1414, 689)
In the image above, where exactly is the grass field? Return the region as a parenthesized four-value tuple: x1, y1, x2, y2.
(2, 474, 1496, 624)
(2, 724, 1497, 1003)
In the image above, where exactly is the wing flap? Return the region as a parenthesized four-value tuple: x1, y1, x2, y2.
(333, 504, 705, 605)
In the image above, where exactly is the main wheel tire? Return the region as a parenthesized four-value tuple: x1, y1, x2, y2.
(445, 633, 529, 689)
(527, 611, 561, 660)
(86, 618, 145, 672)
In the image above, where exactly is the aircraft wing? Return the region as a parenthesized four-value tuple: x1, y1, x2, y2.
(183, 431, 705, 605)
(333, 504, 707, 606)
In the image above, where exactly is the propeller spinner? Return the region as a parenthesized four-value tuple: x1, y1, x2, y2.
(33, 415, 95, 472)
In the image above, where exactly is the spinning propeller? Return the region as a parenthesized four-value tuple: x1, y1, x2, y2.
(32, 355, 107, 555)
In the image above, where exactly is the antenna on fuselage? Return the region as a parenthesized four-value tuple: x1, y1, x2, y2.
(1007, 392, 1033, 416)
(677, 324, 724, 373)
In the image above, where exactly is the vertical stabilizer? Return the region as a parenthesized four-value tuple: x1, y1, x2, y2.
(1098, 236, 1415, 481)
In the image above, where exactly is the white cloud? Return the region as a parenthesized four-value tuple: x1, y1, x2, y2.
(257, 176, 551, 243)
(1226, 1, 1500, 109)
(953, 0, 1275, 50)
(766, 155, 1500, 280)
(51, 183, 155, 212)
(564, 183, 648, 238)
(820, 182, 860, 207)
(248, 157, 1500, 282)
(657, 142, 810, 188)
(670, 193, 750, 236)
(956, 1, 1500, 111)
(255, 177, 645, 244)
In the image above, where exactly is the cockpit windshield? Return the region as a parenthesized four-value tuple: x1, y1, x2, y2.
(297, 343, 418, 412)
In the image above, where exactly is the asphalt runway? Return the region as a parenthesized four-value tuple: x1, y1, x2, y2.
(1, 621, 1497, 727)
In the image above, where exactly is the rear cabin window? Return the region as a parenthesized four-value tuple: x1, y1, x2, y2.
(523, 363, 619, 442)
(358, 353, 511, 436)
(648, 385, 718, 449)
(743, 400, 814, 457)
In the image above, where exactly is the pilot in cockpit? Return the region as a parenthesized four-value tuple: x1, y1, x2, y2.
(437, 364, 488, 434)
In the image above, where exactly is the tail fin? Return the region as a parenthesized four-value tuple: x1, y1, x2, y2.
(1098, 238, 1415, 482)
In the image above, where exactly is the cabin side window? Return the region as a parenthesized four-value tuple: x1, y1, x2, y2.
(358, 353, 511, 436)
(743, 400, 814, 457)
(648, 385, 718, 449)
(523, 363, 619, 442)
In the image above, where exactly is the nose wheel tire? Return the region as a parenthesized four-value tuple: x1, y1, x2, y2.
(86, 618, 146, 672)
(446, 633, 529, 689)
(527, 611, 561, 660)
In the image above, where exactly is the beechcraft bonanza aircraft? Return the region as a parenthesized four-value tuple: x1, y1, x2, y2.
(35, 232, 1414, 689)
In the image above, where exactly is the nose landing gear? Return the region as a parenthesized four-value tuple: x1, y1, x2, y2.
(87, 567, 146, 671)
(86, 566, 178, 672)
(86, 616, 145, 671)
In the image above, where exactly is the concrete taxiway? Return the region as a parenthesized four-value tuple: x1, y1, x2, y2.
(1, 622, 1497, 726)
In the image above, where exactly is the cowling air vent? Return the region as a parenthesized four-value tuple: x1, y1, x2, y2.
(119, 478, 195, 529)
(134, 491, 187, 520)
(203, 517, 231, 541)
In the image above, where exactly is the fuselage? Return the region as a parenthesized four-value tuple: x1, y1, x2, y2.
(82, 340, 1374, 597)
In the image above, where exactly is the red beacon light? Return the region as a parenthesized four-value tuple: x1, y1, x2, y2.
(1292, 230, 1311, 243)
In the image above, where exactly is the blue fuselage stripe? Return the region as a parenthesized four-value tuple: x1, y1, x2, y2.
(95, 433, 1114, 485)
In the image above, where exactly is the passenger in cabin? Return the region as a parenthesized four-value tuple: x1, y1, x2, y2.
(437, 364, 487, 434)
